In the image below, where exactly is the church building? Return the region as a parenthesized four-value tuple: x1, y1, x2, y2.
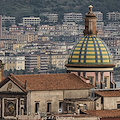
(0, 5, 119, 120)
(65, 5, 116, 89)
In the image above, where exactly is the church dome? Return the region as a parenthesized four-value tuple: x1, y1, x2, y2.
(67, 5, 114, 67)
(68, 36, 113, 65)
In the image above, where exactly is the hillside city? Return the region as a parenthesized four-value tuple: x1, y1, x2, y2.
(0, 11, 120, 79)
(0, 4, 120, 120)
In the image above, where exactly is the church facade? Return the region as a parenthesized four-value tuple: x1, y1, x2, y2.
(0, 73, 95, 119)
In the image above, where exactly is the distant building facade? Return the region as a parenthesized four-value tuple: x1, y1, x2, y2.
(94, 11, 103, 21)
(106, 12, 120, 21)
(2, 16, 16, 26)
(0, 53, 25, 71)
(22, 17, 41, 26)
(64, 13, 83, 23)
(40, 13, 58, 23)
(0, 15, 2, 39)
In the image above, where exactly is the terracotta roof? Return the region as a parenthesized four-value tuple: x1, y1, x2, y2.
(10, 73, 94, 91)
(95, 90, 120, 97)
(85, 110, 120, 118)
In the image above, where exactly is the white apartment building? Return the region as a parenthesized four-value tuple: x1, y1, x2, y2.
(0, 53, 25, 70)
(22, 17, 41, 26)
(64, 13, 83, 23)
(107, 12, 120, 21)
(37, 25, 55, 35)
(51, 52, 68, 69)
(47, 13, 58, 23)
(2, 16, 16, 25)
(93, 11, 103, 21)
(40, 13, 58, 23)
(2, 34, 28, 42)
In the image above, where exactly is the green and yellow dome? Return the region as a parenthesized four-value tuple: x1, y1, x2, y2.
(68, 36, 113, 65)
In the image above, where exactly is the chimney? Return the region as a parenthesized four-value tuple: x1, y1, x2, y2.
(83, 5, 97, 36)
(25, 80, 27, 89)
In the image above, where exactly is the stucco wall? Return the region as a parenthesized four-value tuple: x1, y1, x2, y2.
(104, 97, 120, 109)
(28, 89, 90, 115)
(56, 116, 98, 120)
(96, 97, 102, 110)
(28, 90, 63, 115)
(64, 89, 89, 99)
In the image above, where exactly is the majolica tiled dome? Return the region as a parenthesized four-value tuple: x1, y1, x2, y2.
(68, 36, 113, 65)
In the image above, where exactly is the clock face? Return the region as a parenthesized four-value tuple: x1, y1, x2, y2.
(8, 102, 15, 112)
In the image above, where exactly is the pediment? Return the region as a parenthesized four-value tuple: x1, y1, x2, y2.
(0, 80, 24, 93)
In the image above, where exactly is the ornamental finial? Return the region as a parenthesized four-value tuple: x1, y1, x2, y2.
(89, 5, 93, 13)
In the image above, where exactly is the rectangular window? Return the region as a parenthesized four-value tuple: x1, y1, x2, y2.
(35, 102, 39, 113)
(117, 104, 120, 109)
(47, 102, 51, 112)
(59, 102, 63, 109)
(104, 77, 108, 87)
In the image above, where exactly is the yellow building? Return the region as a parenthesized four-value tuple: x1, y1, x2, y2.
(28, 34, 38, 42)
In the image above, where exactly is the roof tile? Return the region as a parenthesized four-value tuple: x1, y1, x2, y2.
(10, 73, 94, 91)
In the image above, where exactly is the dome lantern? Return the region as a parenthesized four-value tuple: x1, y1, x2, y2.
(83, 5, 97, 36)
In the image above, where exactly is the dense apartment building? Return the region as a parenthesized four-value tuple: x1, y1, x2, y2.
(25, 53, 40, 72)
(2, 34, 28, 42)
(2, 16, 16, 26)
(9, 25, 35, 35)
(0, 52, 25, 71)
(51, 52, 68, 69)
(0, 15, 2, 39)
(54, 24, 80, 36)
(40, 13, 58, 23)
(0, 38, 26, 50)
(106, 12, 120, 21)
(0, 39, 17, 49)
(22, 16, 41, 26)
(39, 52, 49, 73)
(28, 34, 38, 42)
(64, 13, 83, 23)
(94, 11, 103, 21)
(101, 37, 120, 47)
(37, 25, 55, 35)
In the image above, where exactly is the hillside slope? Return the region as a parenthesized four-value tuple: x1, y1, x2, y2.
(0, 0, 119, 22)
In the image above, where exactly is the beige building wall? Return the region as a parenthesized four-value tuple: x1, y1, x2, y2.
(104, 97, 120, 110)
(95, 97, 102, 110)
(27, 90, 63, 115)
(27, 89, 91, 115)
(51, 54, 68, 69)
(56, 116, 98, 120)
(64, 89, 90, 99)
(28, 34, 38, 42)
(5, 60, 16, 70)
(13, 43, 26, 50)
(15, 56, 25, 70)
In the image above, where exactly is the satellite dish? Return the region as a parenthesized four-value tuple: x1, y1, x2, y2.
(58, 108, 62, 113)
